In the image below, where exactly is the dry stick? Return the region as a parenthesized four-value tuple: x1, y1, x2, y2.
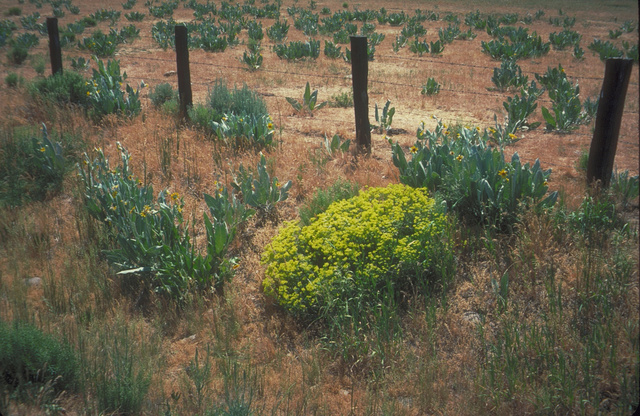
(47, 17, 62, 75)
(175, 25, 193, 121)
(586, 58, 633, 187)
(350, 36, 371, 155)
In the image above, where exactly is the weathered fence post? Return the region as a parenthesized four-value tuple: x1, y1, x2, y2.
(46, 17, 62, 75)
(175, 25, 193, 120)
(586, 58, 633, 187)
(350, 36, 371, 154)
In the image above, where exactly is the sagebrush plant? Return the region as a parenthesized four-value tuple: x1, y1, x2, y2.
(262, 184, 449, 317)
(392, 118, 557, 229)
(77, 144, 241, 300)
(148, 82, 177, 108)
(31, 70, 88, 105)
(0, 124, 67, 207)
(0, 320, 80, 395)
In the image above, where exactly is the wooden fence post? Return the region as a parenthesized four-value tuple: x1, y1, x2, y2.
(46, 17, 62, 75)
(175, 25, 193, 120)
(586, 58, 633, 187)
(350, 36, 371, 154)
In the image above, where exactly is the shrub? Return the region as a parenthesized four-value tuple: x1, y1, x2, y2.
(205, 79, 268, 123)
(298, 179, 359, 226)
(148, 82, 177, 107)
(7, 44, 28, 65)
(0, 320, 79, 394)
(262, 184, 449, 317)
(0, 125, 67, 207)
(4, 72, 22, 87)
(6, 7, 22, 16)
(421, 77, 441, 95)
(491, 59, 528, 92)
(31, 70, 88, 105)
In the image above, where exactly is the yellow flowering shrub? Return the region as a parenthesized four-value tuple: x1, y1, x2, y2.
(262, 184, 448, 317)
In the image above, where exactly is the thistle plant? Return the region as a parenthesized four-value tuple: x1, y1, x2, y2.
(273, 40, 320, 60)
(286, 82, 327, 115)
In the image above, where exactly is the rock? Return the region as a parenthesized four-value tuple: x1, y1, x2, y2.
(25, 277, 42, 287)
(462, 311, 481, 325)
(164, 70, 177, 77)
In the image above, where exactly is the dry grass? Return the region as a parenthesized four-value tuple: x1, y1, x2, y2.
(0, 0, 638, 414)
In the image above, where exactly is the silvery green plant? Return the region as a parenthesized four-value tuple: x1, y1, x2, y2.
(491, 59, 528, 92)
(323, 133, 351, 156)
(232, 153, 292, 220)
(421, 77, 441, 96)
(391, 118, 557, 229)
(286, 82, 327, 115)
(374, 100, 395, 133)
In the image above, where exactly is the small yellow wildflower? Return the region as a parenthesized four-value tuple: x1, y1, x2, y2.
(170, 192, 179, 202)
(39, 147, 46, 152)
(508, 133, 517, 140)
(275, 181, 281, 187)
(110, 205, 117, 211)
(410, 145, 418, 153)
(87, 91, 91, 96)
(267, 122, 273, 129)
(232, 264, 240, 270)
(498, 169, 508, 178)
(456, 154, 464, 162)
(543, 180, 548, 186)
(449, 151, 454, 156)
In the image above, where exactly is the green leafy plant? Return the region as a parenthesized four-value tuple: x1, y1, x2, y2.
(323, 40, 343, 59)
(209, 113, 275, 148)
(588, 39, 624, 61)
(78, 30, 119, 57)
(421, 77, 441, 96)
(286, 82, 327, 115)
(78, 144, 242, 300)
(273, 39, 320, 60)
(231, 153, 292, 221)
(241, 49, 263, 71)
(7, 44, 28, 65)
(409, 38, 429, 56)
(373, 99, 395, 133)
(502, 88, 541, 133)
(262, 184, 449, 317)
(549, 29, 581, 50)
(391, 119, 557, 228)
(537, 65, 591, 132)
(125, 11, 145, 21)
(247, 20, 263, 41)
(429, 39, 445, 55)
(491, 59, 528, 92)
(322, 133, 351, 157)
(266, 19, 289, 42)
(86, 56, 141, 121)
(610, 170, 639, 210)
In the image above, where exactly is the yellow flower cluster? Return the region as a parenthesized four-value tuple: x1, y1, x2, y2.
(262, 184, 447, 316)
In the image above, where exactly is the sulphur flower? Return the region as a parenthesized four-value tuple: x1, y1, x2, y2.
(410, 145, 418, 153)
(456, 154, 464, 162)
